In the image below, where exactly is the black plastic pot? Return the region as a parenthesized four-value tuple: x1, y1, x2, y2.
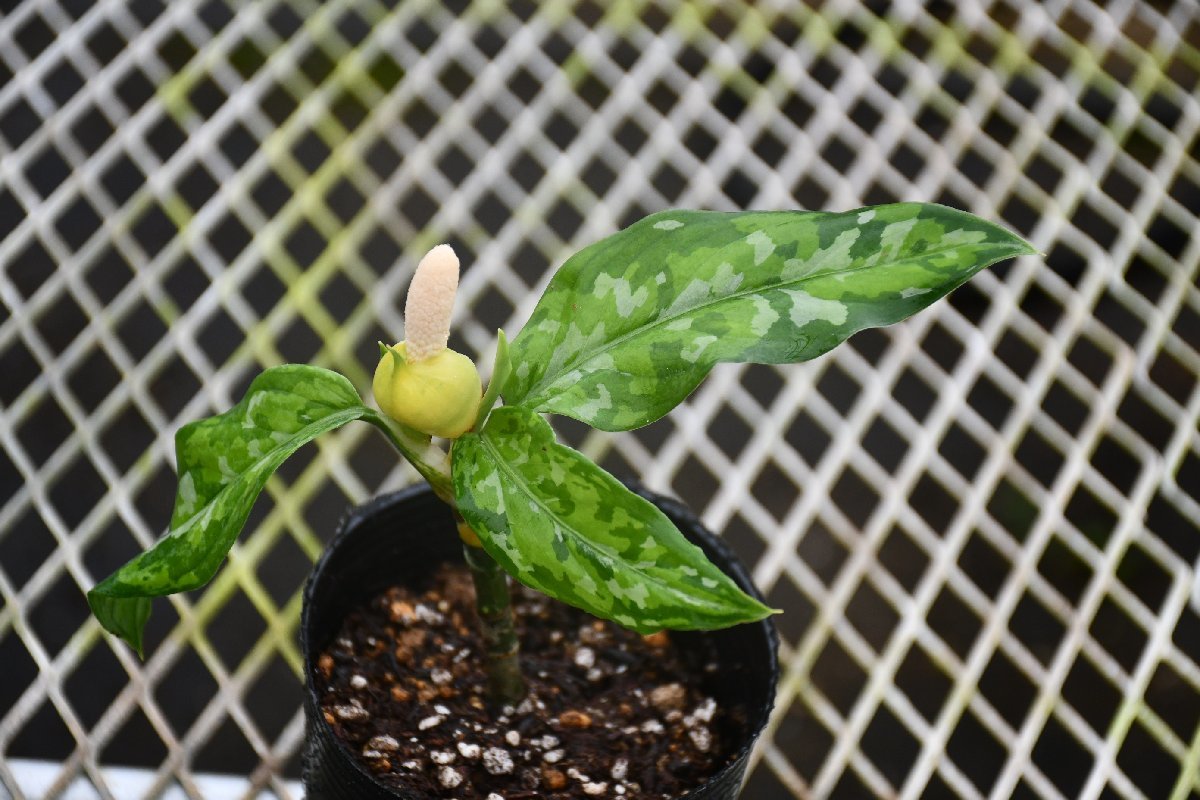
(300, 483, 780, 799)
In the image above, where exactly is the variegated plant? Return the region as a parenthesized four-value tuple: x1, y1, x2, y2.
(89, 203, 1034, 703)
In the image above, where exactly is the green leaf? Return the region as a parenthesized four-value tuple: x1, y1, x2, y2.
(452, 405, 774, 633)
(504, 203, 1035, 430)
(88, 365, 377, 655)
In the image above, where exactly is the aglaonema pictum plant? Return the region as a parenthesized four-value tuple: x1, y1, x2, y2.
(89, 203, 1034, 704)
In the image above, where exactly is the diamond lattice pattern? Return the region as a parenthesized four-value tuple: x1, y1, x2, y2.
(1, 1, 1199, 798)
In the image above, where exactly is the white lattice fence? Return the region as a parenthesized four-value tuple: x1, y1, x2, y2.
(1, 0, 1198, 798)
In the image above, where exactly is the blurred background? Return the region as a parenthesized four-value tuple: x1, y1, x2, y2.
(1, 0, 1198, 798)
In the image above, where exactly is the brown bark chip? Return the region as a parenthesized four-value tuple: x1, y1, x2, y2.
(316, 564, 731, 798)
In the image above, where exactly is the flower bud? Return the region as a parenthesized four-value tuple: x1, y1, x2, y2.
(373, 342, 482, 438)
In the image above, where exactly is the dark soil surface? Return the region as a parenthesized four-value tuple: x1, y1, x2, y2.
(315, 563, 734, 798)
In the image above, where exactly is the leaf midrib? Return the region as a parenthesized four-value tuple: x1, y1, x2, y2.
(520, 238, 1024, 404)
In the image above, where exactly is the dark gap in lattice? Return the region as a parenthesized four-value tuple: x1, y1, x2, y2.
(748, 460, 796, 522)
(0, 444, 20, 507)
(1091, 433, 1141, 495)
(196, 305, 242, 365)
(245, 654, 302, 741)
(470, 191, 508, 236)
(85, 20, 126, 65)
(1042, 379, 1088, 438)
(1062, 653, 1120, 738)
(228, 37, 267, 82)
(154, 644, 220, 735)
(8, 233, 54, 299)
(783, 407, 831, 469)
(98, 405, 157, 474)
(547, 198, 583, 240)
(1117, 542, 1172, 615)
(1090, 594, 1147, 674)
(676, 44, 707, 79)
(861, 703, 918, 789)
(17, 393, 73, 468)
(1014, 426, 1063, 488)
(542, 30, 575, 68)
(25, 144, 72, 199)
(277, 314, 324, 364)
(793, 176, 830, 209)
(741, 764, 800, 800)
(874, 523, 926, 593)
(1034, 714, 1094, 798)
(811, 636, 867, 717)
(318, 271, 364, 323)
(48, 455, 106, 531)
(1146, 490, 1198, 566)
(1124, 123, 1165, 171)
(796, 520, 848, 588)
(179, 162, 219, 212)
(980, 648, 1036, 729)
(474, 103, 508, 145)
(862, 414, 905, 473)
(966, 373, 1012, 431)
(1148, 347, 1196, 406)
(204, 585, 270, 675)
(994, 328, 1036, 377)
(947, 709, 1007, 795)
(939, 422, 987, 482)
(668, 454, 720, 520)
(1118, 388, 1176, 455)
(507, 239, 550, 289)
(909, 471, 959, 534)
(8, 699, 75, 761)
(647, 79, 681, 115)
(1178, 449, 1200, 505)
(716, 513, 767, 584)
(45, 58, 85, 109)
(629, 415, 674, 457)
(772, 704, 832, 785)
(129, 200, 179, 259)
(1072, 198, 1120, 250)
(820, 136, 856, 173)
(573, 73, 609, 111)
(284, 216, 327, 267)
(652, 162, 687, 201)
(251, 169, 291, 216)
(928, 586, 982, 659)
(831, 466, 879, 530)
(28, 571, 89, 658)
(292, 130, 331, 174)
(325, 176, 366, 225)
(184, 74, 226, 122)
(1011, 590, 1064, 666)
(149, 353, 203, 420)
(705, 405, 751, 461)
(1145, 661, 1200, 743)
(1067, 333, 1115, 388)
(0, 508, 56, 590)
(219, 122, 259, 169)
(1064, 481, 1116, 549)
(473, 285, 515, 334)
(241, 261, 287, 317)
(765, 576, 813, 649)
(1123, 254, 1169, 306)
(845, 579, 897, 653)
(1037, 533, 1092, 607)
(1116, 720, 1181, 799)
(63, 639, 125, 731)
(959, 529, 1009, 600)
(114, 66, 156, 116)
(895, 641, 952, 722)
(193, 714, 260, 774)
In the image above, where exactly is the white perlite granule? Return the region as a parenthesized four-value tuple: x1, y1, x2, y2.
(611, 758, 629, 781)
(349, 674, 368, 690)
(457, 741, 481, 759)
(573, 647, 596, 669)
(583, 782, 608, 796)
(366, 735, 399, 752)
(483, 747, 515, 775)
(418, 715, 444, 730)
(430, 750, 456, 765)
(437, 766, 463, 789)
(505, 730, 521, 746)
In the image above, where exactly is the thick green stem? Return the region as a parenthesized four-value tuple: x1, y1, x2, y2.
(459, 520, 526, 705)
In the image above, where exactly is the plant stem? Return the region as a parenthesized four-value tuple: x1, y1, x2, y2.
(458, 517, 526, 706)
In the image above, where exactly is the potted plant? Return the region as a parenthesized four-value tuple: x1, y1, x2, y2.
(88, 204, 1033, 798)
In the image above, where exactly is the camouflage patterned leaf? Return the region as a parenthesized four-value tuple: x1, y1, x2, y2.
(88, 365, 380, 655)
(452, 405, 774, 633)
(504, 203, 1035, 430)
